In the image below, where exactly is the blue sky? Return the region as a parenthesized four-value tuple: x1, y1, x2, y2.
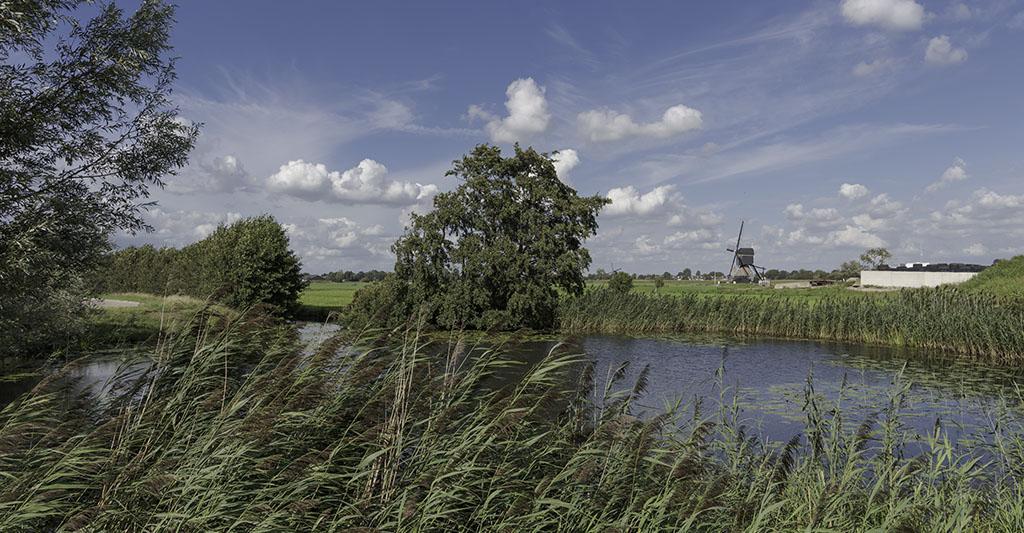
(119, 0, 1024, 274)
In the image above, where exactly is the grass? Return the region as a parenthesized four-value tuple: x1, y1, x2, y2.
(85, 292, 229, 347)
(297, 281, 368, 319)
(962, 255, 1024, 298)
(559, 286, 1024, 363)
(3, 313, 1024, 530)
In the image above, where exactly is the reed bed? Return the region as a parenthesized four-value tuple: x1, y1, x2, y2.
(3, 312, 1024, 531)
(559, 287, 1024, 363)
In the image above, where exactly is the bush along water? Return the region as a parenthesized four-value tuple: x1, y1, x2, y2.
(3, 312, 1024, 530)
(558, 286, 1024, 363)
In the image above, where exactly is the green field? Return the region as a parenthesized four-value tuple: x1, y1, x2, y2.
(296, 279, 853, 311)
(89, 293, 228, 346)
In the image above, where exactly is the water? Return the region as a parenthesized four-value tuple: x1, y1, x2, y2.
(0, 322, 340, 407)
(3, 327, 1023, 448)
(501, 334, 1024, 446)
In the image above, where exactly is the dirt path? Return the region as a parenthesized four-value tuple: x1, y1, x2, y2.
(89, 298, 140, 309)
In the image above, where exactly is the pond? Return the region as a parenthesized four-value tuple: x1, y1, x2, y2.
(498, 334, 1024, 447)
(3, 325, 1023, 449)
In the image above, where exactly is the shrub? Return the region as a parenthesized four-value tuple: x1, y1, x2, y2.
(608, 271, 634, 294)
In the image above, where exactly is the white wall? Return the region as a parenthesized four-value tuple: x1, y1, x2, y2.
(860, 270, 978, 288)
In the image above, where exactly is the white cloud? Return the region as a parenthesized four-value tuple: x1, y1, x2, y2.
(826, 225, 887, 248)
(468, 78, 550, 143)
(117, 209, 243, 248)
(578, 104, 702, 142)
(604, 185, 678, 217)
(852, 58, 897, 76)
(841, 0, 925, 31)
(925, 157, 968, 192)
(284, 216, 395, 265)
(267, 159, 438, 205)
(551, 148, 580, 179)
(925, 35, 968, 65)
(784, 203, 841, 225)
(974, 189, 1024, 209)
(839, 183, 870, 200)
(634, 235, 661, 255)
(663, 228, 716, 247)
(868, 193, 904, 217)
(964, 243, 987, 256)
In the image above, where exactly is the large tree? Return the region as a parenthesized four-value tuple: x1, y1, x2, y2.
(353, 145, 608, 330)
(0, 1, 198, 355)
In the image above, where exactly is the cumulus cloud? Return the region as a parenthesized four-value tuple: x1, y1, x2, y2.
(963, 243, 987, 256)
(267, 159, 438, 205)
(577, 104, 702, 142)
(468, 78, 550, 143)
(826, 225, 887, 248)
(551, 149, 580, 180)
(839, 183, 870, 200)
(116, 209, 243, 248)
(925, 157, 968, 192)
(841, 0, 925, 31)
(925, 36, 968, 65)
(783, 204, 842, 226)
(280, 217, 397, 271)
(604, 185, 678, 217)
(974, 188, 1024, 209)
(852, 58, 897, 76)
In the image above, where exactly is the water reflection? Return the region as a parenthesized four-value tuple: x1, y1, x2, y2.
(4, 328, 1023, 450)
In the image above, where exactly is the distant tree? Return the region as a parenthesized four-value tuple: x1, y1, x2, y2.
(681, 268, 692, 279)
(860, 247, 892, 269)
(654, 278, 665, 292)
(695, 270, 702, 279)
(1, 1, 198, 356)
(608, 271, 633, 294)
(594, 268, 607, 280)
(99, 217, 306, 315)
(661, 271, 673, 280)
(349, 145, 608, 330)
(837, 260, 862, 279)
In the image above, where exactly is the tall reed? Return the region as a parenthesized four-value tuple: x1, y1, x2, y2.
(559, 287, 1024, 363)
(2, 311, 1024, 530)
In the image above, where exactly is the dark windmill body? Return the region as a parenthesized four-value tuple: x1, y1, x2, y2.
(725, 221, 767, 283)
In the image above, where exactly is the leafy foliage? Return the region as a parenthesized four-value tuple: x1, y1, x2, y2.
(0, 0, 197, 356)
(608, 271, 634, 294)
(98, 216, 307, 315)
(352, 145, 608, 330)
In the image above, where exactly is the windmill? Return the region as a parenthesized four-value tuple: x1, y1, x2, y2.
(725, 221, 766, 283)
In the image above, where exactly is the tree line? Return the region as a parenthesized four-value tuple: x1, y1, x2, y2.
(96, 216, 306, 315)
(307, 270, 389, 283)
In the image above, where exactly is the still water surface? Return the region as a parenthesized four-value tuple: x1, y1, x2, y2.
(3, 325, 1022, 447)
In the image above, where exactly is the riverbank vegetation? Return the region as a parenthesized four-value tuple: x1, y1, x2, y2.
(96, 216, 306, 316)
(0, 0, 198, 358)
(3, 315, 1024, 530)
(559, 286, 1024, 363)
(348, 145, 608, 331)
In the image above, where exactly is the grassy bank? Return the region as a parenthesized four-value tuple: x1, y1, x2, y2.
(85, 293, 230, 347)
(3, 315, 1024, 530)
(559, 287, 1024, 363)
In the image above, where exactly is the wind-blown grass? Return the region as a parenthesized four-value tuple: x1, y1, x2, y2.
(3, 311, 1024, 530)
(559, 287, 1024, 363)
